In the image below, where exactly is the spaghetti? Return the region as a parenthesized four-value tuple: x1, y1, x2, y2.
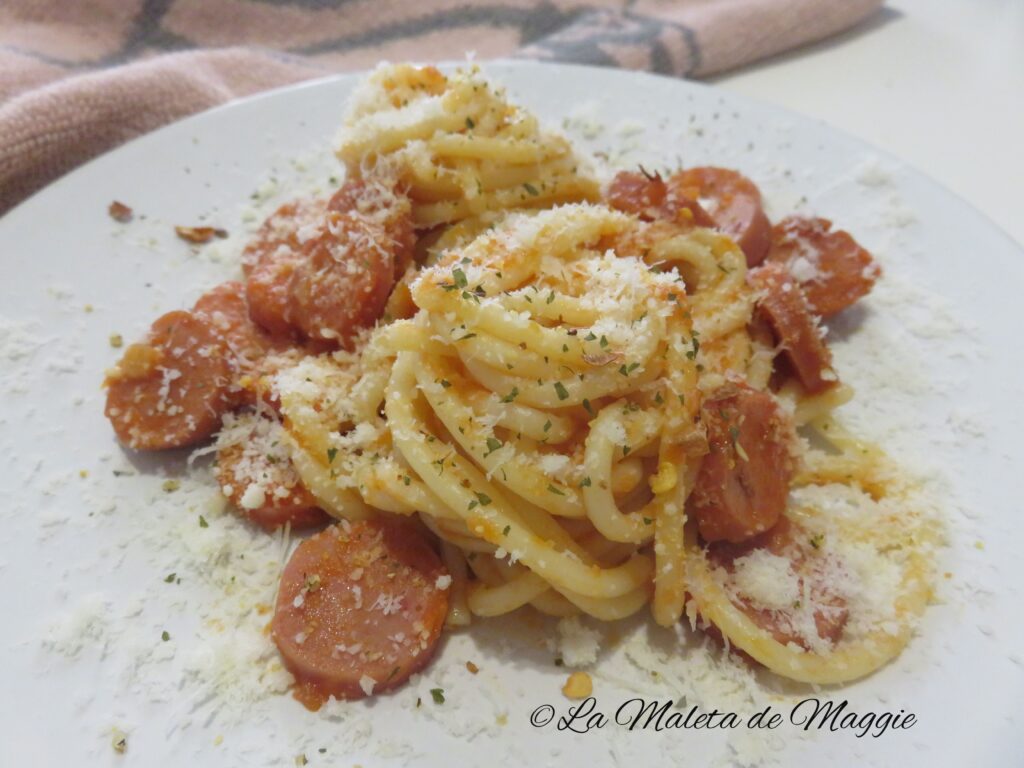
(277, 199, 936, 683)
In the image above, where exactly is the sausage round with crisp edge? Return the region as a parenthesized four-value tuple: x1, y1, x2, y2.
(705, 516, 849, 647)
(749, 262, 837, 394)
(272, 518, 449, 708)
(607, 170, 716, 228)
(672, 167, 772, 267)
(288, 213, 396, 348)
(215, 424, 329, 532)
(104, 310, 232, 450)
(689, 384, 796, 544)
(766, 216, 880, 317)
(243, 199, 327, 337)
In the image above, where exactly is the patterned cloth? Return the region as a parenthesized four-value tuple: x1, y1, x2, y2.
(0, 0, 882, 214)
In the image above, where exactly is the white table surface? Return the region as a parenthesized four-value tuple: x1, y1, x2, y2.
(711, 0, 1023, 247)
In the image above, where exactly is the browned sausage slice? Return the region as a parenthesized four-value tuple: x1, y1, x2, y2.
(689, 384, 795, 544)
(193, 281, 298, 408)
(194, 281, 273, 359)
(607, 170, 716, 227)
(706, 516, 848, 648)
(749, 263, 837, 394)
(244, 199, 326, 336)
(767, 216, 881, 317)
(671, 167, 772, 267)
(288, 212, 396, 349)
(215, 413, 329, 531)
(328, 178, 416, 278)
(104, 311, 232, 450)
(246, 251, 304, 338)
(241, 198, 325, 277)
(607, 170, 667, 219)
(273, 519, 449, 709)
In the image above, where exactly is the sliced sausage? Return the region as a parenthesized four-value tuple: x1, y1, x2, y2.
(689, 384, 795, 544)
(328, 177, 416, 277)
(288, 212, 396, 348)
(749, 262, 837, 394)
(195, 281, 276, 371)
(767, 216, 881, 317)
(193, 281, 299, 408)
(671, 167, 772, 267)
(606, 170, 715, 227)
(241, 198, 326, 277)
(706, 516, 848, 648)
(607, 170, 667, 219)
(104, 311, 232, 450)
(215, 413, 328, 531)
(273, 519, 449, 709)
(246, 251, 303, 337)
(244, 199, 327, 336)
(194, 281, 273, 359)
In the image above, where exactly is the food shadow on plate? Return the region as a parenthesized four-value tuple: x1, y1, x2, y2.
(822, 302, 870, 344)
(117, 443, 196, 478)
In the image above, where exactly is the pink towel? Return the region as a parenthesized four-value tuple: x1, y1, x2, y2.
(0, 0, 882, 214)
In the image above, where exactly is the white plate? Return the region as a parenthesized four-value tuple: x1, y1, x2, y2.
(1, 62, 1022, 768)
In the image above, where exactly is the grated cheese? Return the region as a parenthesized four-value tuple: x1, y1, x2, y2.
(359, 675, 377, 696)
(556, 616, 601, 668)
(729, 551, 801, 611)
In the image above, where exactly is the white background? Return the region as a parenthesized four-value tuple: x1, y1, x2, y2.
(712, 0, 1024, 247)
